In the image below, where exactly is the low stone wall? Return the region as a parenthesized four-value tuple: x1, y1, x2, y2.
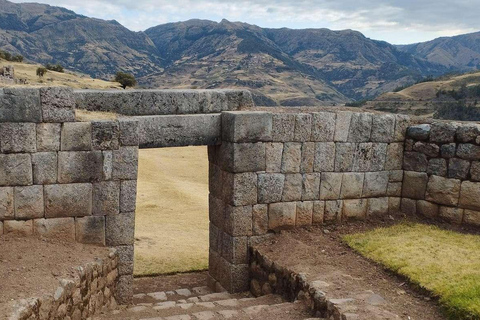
(8, 249, 119, 320)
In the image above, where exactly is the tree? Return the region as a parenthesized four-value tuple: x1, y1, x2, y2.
(45, 63, 64, 73)
(36, 67, 47, 77)
(114, 71, 136, 89)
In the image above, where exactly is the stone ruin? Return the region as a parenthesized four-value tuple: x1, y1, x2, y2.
(1, 86, 480, 318)
(0, 65, 15, 84)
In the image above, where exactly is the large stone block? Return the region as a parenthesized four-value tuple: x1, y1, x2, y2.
(430, 122, 457, 143)
(0, 187, 14, 220)
(258, 173, 285, 204)
(281, 142, 302, 173)
(416, 200, 439, 218)
(222, 111, 272, 143)
(40, 87, 76, 122)
(313, 201, 325, 224)
(459, 181, 480, 211)
(36, 123, 61, 151)
(402, 171, 428, 199)
(224, 205, 252, 238)
(312, 112, 335, 142)
(320, 172, 343, 200)
(406, 124, 430, 141)
(282, 173, 303, 202)
(268, 202, 296, 230)
(427, 158, 447, 177)
(120, 180, 137, 213)
(464, 210, 480, 226)
(0, 123, 36, 153)
(302, 173, 321, 201)
(370, 143, 387, 171)
(352, 143, 373, 172)
(335, 143, 355, 172)
(44, 183, 92, 218)
(0, 88, 42, 122)
(4, 220, 33, 236)
(389, 170, 404, 182)
(118, 118, 139, 146)
(116, 275, 133, 305)
(271, 113, 295, 142)
(296, 201, 313, 226)
(441, 143, 456, 158)
(457, 124, 480, 143)
(439, 206, 464, 224)
(425, 176, 461, 206)
(33, 218, 75, 241)
(221, 234, 248, 264)
(393, 114, 411, 142)
(387, 182, 402, 197)
(334, 111, 352, 142)
(32, 152, 57, 184)
(385, 143, 404, 170)
(340, 173, 364, 199)
(75, 216, 106, 245)
(58, 151, 104, 183)
(0, 154, 32, 186)
(371, 114, 395, 142)
(14, 185, 44, 219)
(103, 150, 113, 180)
(343, 199, 367, 220)
(106, 212, 135, 246)
(93, 181, 120, 215)
(252, 204, 268, 235)
(300, 142, 315, 173)
(362, 171, 389, 198)
(324, 200, 343, 223)
(457, 143, 480, 161)
(115, 245, 134, 276)
(224, 172, 258, 206)
(347, 113, 372, 142)
(91, 121, 120, 150)
(265, 143, 283, 173)
(448, 158, 470, 179)
(314, 142, 335, 172)
(209, 195, 225, 228)
(389, 197, 401, 213)
(403, 152, 428, 172)
(294, 114, 312, 142)
(112, 147, 139, 180)
(232, 143, 266, 173)
(61, 122, 92, 151)
(413, 142, 440, 158)
(471, 161, 480, 182)
(367, 197, 389, 216)
(401, 198, 416, 214)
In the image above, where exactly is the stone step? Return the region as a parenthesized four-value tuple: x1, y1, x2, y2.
(133, 286, 224, 304)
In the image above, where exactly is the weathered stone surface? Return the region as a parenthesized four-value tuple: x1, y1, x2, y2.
(33, 218, 75, 241)
(334, 111, 352, 142)
(268, 202, 296, 230)
(224, 172, 257, 206)
(416, 200, 439, 218)
(300, 142, 315, 173)
(439, 206, 464, 224)
(370, 143, 387, 171)
(385, 143, 404, 170)
(252, 204, 268, 235)
(389, 170, 403, 182)
(0, 88, 42, 122)
(448, 158, 470, 179)
(116, 275, 133, 304)
(371, 114, 395, 142)
(459, 181, 480, 210)
(118, 118, 139, 146)
(441, 143, 456, 158)
(221, 234, 248, 264)
(120, 180, 137, 213)
(106, 212, 135, 246)
(313, 201, 325, 224)
(0, 187, 14, 219)
(75, 216, 105, 245)
(457, 143, 480, 160)
(413, 142, 440, 158)
(430, 122, 457, 143)
(402, 171, 428, 199)
(265, 143, 283, 173)
(4, 220, 33, 236)
(311, 112, 335, 142)
(258, 173, 285, 204)
(320, 172, 343, 200)
(456, 124, 480, 142)
(324, 200, 342, 223)
(389, 197, 401, 213)
(281, 142, 302, 173)
(314, 142, 335, 172)
(45, 183, 92, 217)
(14, 185, 44, 219)
(271, 114, 295, 142)
(427, 158, 447, 177)
(387, 182, 402, 196)
(405, 139, 414, 151)
(112, 147, 139, 180)
(222, 111, 272, 143)
(61, 122, 92, 151)
(224, 205, 253, 236)
(471, 161, 480, 181)
(92, 121, 120, 150)
(32, 152, 57, 184)
(394, 114, 411, 142)
(367, 197, 389, 216)
(348, 113, 372, 142)
(1, 123, 36, 153)
(93, 181, 120, 215)
(403, 152, 428, 172)
(36, 123, 61, 152)
(0, 221, 2, 235)
(294, 114, 312, 142)
(464, 210, 480, 226)
(0, 154, 32, 186)
(224, 142, 266, 173)
(58, 151, 104, 183)
(340, 173, 364, 199)
(343, 199, 367, 220)
(40, 87, 76, 122)
(282, 174, 303, 202)
(302, 173, 321, 201)
(401, 198, 416, 214)
(352, 143, 373, 172)
(335, 143, 355, 172)
(296, 201, 313, 226)
(425, 176, 461, 206)
(406, 124, 430, 141)
(362, 171, 389, 197)
(116, 245, 134, 275)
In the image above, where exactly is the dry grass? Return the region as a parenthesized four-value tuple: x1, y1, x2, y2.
(75, 109, 119, 121)
(134, 147, 209, 276)
(344, 223, 480, 319)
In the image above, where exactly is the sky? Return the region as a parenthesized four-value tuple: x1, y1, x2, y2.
(10, 0, 480, 44)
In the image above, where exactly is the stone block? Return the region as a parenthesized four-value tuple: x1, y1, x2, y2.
(36, 123, 61, 151)
(459, 181, 480, 211)
(401, 198, 416, 214)
(93, 181, 120, 216)
(258, 173, 285, 204)
(300, 142, 315, 173)
(334, 111, 352, 142)
(4, 220, 33, 236)
(405, 139, 414, 151)
(229, 143, 266, 173)
(252, 204, 268, 235)
(268, 202, 296, 230)
(389, 170, 404, 182)
(425, 176, 461, 206)
(61, 122, 92, 151)
(271, 114, 295, 142)
(370, 143, 387, 171)
(406, 124, 430, 141)
(14, 185, 44, 219)
(265, 143, 283, 173)
(362, 171, 389, 198)
(0, 221, 2, 235)
(413, 142, 440, 158)
(430, 122, 457, 143)
(120, 180, 137, 213)
(0, 187, 14, 220)
(75, 216, 105, 245)
(116, 275, 133, 305)
(387, 182, 402, 197)
(40, 87, 75, 122)
(464, 210, 480, 226)
(471, 161, 480, 181)
(0, 87, 42, 122)
(302, 173, 321, 201)
(367, 197, 389, 216)
(385, 143, 404, 170)
(347, 113, 372, 142)
(32, 152, 57, 184)
(112, 147, 139, 180)
(281, 142, 302, 173)
(456, 124, 480, 143)
(439, 206, 464, 224)
(312, 112, 335, 141)
(343, 199, 367, 220)
(106, 212, 135, 246)
(103, 150, 113, 180)
(0, 154, 32, 186)
(314, 142, 335, 172)
(371, 114, 395, 142)
(427, 158, 447, 177)
(324, 200, 343, 223)
(58, 151, 104, 183)
(210, 223, 220, 252)
(115, 245, 134, 275)
(403, 152, 428, 172)
(222, 111, 272, 143)
(221, 234, 248, 264)
(209, 195, 225, 228)
(352, 143, 373, 172)
(91, 121, 120, 150)
(389, 197, 401, 213)
(320, 172, 343, 200)
(313, 201, 325, 224)
(416, 200, 439, 218)
(45, 183, 92, 218)
(296, 201, 313, 226)
(335, 143, 355, 172)
(402, 171, 428, 200)
(393, 114, 411, 142)
(294, 114, 312, 141)
(448, 158, 470, 179)
(457, 143, 480, 161)
(118, 118, 139, 146)
(340, 173, 364, 199)
(33, 218, 75, 241)
(224, 172, 257, 206)
(1, 123, 36, 153)
(441, 143, 456, 158)
(282, 174, 303, 202)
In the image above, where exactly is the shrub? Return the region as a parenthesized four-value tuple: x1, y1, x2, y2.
(36, 67, 47, 77)
(45, 63, 64, 73)
(114, 71, 137, 89)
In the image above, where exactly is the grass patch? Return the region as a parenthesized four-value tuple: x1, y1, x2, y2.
(344, 223, 480, 319)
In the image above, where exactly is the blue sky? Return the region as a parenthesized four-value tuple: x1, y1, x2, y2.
(11, 0, 480, 44)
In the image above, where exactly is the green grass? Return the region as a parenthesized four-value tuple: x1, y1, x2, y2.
(343, 223, 480, 319)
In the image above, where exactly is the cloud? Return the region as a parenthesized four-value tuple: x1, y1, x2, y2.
(9, 0, 480, 44)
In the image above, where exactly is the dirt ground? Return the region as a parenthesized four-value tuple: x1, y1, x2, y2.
(133, 271, 209, 294)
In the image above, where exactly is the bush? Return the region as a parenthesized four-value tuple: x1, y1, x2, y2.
(114, 71, 137, 89)
(345, 99, 368, 107)
(45, 63, 64, 73)
(36, 67, 47, 77)
(0, 50, 24, 62)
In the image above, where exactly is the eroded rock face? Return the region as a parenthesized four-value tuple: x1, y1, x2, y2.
(425, 176, 461, 206)
(407, 124, 430, 141)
